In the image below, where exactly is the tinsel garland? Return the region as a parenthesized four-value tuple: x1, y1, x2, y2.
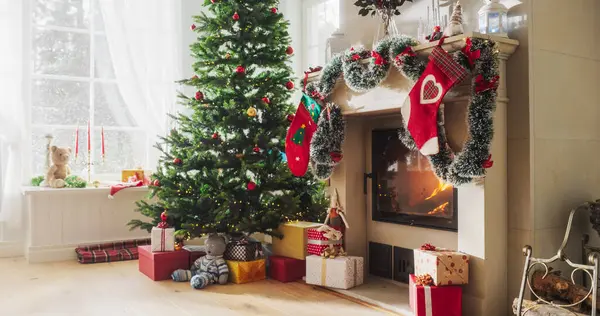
(310, 104, 345, 180)
(304, 35, 500, 185)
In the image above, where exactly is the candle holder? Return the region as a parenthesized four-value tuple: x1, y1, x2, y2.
(73, 151, 105, 184)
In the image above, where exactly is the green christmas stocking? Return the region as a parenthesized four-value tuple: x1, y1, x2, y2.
(286, 94, 321, 177)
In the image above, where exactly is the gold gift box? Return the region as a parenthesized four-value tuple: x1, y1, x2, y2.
(226, 259, 266, 284)
(121, 169, 145, 182)
(271, 221, 321, 260)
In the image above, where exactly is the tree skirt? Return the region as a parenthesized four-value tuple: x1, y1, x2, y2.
(75, 238, 151, 264)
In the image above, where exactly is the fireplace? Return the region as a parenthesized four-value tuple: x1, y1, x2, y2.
(371, 129, 458, 231)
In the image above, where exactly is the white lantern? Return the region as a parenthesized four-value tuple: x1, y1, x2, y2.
(478, 0, 508, 37)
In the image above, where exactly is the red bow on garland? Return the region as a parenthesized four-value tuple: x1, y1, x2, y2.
(371, 51, 386, 66)
(475, 74, 500, 93)
(330, 152, 343, 163)
(420, 243, 437, 251)
(482, 154, 494, 169)
(303, 66, 323, 92)
(462, 38, 481, 68)
(395, 47, 416, 64)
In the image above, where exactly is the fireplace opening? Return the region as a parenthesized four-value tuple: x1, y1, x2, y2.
(371, 129, 457, 231)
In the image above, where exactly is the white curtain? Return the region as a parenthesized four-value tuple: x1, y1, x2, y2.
(0, 0, 25, 239)
(98, 0, 182, 169)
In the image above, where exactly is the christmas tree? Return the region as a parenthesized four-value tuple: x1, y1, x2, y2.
(128, 0, 327, 237)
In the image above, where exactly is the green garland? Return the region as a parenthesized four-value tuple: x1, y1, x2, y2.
(65, 175, 87, 188)
(304, 35, 500, 185)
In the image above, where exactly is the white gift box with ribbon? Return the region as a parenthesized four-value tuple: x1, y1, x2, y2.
(151, 226, 175, 252)
(305, 255, 364, 289)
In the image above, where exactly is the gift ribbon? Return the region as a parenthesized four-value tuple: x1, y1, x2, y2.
(316, 224, 343, 241)
(424, 286, 433, 316)
(321, 257, 327, 285)
(160, 228, 166, 252)
(307, 239, 340, 246)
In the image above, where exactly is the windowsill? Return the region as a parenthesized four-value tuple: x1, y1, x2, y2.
(22, 185, 150, 195)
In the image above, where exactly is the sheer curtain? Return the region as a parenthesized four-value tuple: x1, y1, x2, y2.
(98, 0, 182, 169)
(0, 0, 26, 240)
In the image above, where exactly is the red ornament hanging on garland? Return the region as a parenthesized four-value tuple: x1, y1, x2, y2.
(233, 12, 240, 21)
(190, 24, 196, 31)
(236, 65, 246, 74)
(285, 81, 294, 90)
(262, 97, 270, 104)
(286, 114, 295, 122)
(173, 158, 182, 165)
(286, 46, 294, 55)
(271, 8, 277, 13)
(195, 91, 204, 100)
(212, 132, 219, 140)
(152, 179, 160, 187)
(247, 181, 257, 191)
(253, 146, 260, 153)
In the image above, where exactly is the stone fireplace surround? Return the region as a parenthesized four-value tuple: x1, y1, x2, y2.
(324, 33, 518, 315)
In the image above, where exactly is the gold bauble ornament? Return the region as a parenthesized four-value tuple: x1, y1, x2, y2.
(225, 53, 231, 59)
(247, 107, 257, 117)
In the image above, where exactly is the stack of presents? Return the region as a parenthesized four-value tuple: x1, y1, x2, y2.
(139, 194, 364, 290)
(410, 243, 469, 316)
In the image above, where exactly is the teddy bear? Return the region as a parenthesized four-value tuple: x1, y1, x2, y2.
(46, 146, 72, 188)
(171, 233, 229, 289)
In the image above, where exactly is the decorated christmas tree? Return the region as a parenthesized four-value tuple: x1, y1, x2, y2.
(128, 0, 327, 237)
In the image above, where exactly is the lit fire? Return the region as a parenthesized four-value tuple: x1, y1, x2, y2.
(428, 202, 449, 215)
(425, 182, 452, 201)
(425, 181, 453, 215)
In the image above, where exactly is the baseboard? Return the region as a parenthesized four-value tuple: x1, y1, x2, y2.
(27, 245, 77, 263)
(0, 241, 24, 258)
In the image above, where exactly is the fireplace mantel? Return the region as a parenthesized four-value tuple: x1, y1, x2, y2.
(327, 33, 519, 316)
(324, 32, 519, 116)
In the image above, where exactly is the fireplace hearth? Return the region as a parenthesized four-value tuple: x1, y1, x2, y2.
(370, 129, 457, 231)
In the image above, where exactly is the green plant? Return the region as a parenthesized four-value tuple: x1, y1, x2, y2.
(354, 0, 413, 17)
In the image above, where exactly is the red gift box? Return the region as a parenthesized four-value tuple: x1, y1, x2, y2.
(138, 245, 190, 281)
(187, 249, 206, 266)
(306, 227, 343, 256)
(269, 256, 305, 283)
(409, 274, 462, 316)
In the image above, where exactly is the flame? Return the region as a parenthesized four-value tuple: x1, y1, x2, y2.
(428, 202, 449, 215)
(425, 181, 452, 201)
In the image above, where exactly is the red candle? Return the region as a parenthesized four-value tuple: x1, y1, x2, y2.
(101, 126, 105, 156)
(87, 121, 91, 152)
(75, 125, 79, 158)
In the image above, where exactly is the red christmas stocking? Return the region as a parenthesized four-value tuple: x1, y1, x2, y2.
(402, 42, 467, 155)
(285, 94, 321, 177)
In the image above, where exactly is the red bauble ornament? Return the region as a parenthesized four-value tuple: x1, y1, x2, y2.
(236, 65, 246, 74)
(271, 7, 277, 13)
(195, 91, 204, 100)
(211, 0, 216, 3)
(262, 97, 270, 104)
(247, 181, 257, 191)
(212, 132, 219, 139)
(233, 12, 240, 21)
(190, 24, 197, 31)
(253, 146, 260, 153)
(173, 158, 182, 165)
(152, 179, 160, 187)
(160, 211, 168, 222)
(286, 114, 295, 122)
(286, 46, 294, 55)
(285, 81, 294, 90)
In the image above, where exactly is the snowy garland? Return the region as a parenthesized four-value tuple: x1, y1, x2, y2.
(310, 104, 345, 180)
(304, 35, 500, 185)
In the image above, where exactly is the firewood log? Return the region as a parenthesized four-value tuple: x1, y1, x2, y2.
(530, 270, 599, 312)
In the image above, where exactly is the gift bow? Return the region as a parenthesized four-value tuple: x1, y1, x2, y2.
(420, 243, 437, 251)
(395, 47, 416, 64)
(415, 274, 434, 286)
(371, 50, 386, 66)
(316, 224, 343, 241)
(475, 74, 500, 93)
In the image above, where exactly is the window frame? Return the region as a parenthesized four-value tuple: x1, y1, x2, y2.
(300, 0, 341, 72)
(27, 0, 148, 181)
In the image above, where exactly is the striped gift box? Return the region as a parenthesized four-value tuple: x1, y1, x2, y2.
(306, 227, 342, 256)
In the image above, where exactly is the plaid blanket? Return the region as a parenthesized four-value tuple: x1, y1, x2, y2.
(75, 239, 151, 264)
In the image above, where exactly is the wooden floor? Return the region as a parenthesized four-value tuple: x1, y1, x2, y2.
(0, 258, 393, 316)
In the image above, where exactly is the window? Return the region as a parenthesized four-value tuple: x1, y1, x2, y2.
(29, 0, 180, 179)
(301, 0, 340, 71)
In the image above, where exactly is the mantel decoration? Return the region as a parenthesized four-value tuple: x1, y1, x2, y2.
(304, 35, 500, 185)
(354, 0, 413, 40)
(478, 0, 508, 37)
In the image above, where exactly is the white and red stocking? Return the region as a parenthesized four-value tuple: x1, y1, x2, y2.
(402, 40, 467, 155)
(285, 94, 321, 177)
